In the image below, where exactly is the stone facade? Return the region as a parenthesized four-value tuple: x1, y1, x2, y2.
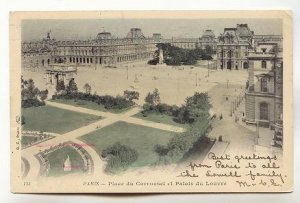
(245, 42, 283, 146)
(197, 29, 217, 51)
(216, 24, 283, 70)
(45, 64, 77, 87)
(22, 26, 282, 70)
(167, 29, 217, 52)
(217, 24, 253, 70)
(52, 28, 157, 67)
(22, 28, 157, 69)
(169, 38, 199, 49)
(21, 33, 56, 69)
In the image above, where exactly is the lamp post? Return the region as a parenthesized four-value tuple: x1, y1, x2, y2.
(207, 59, 210, 77)
(256, 121, 260, 145)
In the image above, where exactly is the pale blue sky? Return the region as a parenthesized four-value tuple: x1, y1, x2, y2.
(22, 18, 282, 41)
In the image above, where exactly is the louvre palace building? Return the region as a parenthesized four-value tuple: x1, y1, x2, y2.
(21, 25, 282, 70)
(21, 28, 220, 69)
(21, 28, 159, 69)
(216, 24, 282, 70)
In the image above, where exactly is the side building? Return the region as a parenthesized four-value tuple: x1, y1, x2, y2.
(245, 42, 283, 147)
(21, 32, 56, 69)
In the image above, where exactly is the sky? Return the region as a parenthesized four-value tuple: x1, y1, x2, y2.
(22, 18, 282, 41)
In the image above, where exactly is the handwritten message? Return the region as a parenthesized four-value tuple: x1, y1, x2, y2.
(177, 152, 286, 188)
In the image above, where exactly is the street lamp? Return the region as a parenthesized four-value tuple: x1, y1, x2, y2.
(256, 121, 260, 145)
(207, 59, 210, 77)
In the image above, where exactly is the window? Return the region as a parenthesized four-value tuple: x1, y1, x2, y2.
(227, 51, 231, 58)
(261, 77, 268, 92)
(260, 102, 269, 120)
(261, 60, 267, 69)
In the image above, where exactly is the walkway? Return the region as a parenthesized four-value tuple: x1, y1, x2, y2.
(22, 101, 186, 179)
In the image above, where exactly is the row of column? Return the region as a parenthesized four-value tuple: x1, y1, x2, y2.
(54, 52, 153, 66)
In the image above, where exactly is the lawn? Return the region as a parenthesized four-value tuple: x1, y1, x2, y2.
(51, 98, 132, 113)
(133, 112, 189, 128)
(80, 121, 176, 168)
(22, 105, 101, 134)
(21, 136, 38, 147)
(46, 146, 85, 177)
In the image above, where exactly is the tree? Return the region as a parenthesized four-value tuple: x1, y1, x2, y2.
(154, 144, 169, 156)
(21, 78, 40, 101)
(175, 106, 192, 124)
(39, 89, 48, 101)
(56, 80, 65, 92)
(101, 142, 138, 173)
(148, 49, 159, 65)
(185, 92, 212, 122)
(204, 45, 214, 56)
(21, 78, 46, 108)
(21, 115, 26, 125)
(66, 78, 78, 94)
(83, 83, 92, 94)
(145, 88, 160, 105)
(123, 90, 139, 101)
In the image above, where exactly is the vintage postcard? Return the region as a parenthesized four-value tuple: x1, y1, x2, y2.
(10, 11, 293, 193)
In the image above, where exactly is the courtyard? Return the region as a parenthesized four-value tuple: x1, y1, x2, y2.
(20, 62, 263, 179)
(22, 62, 248, 106)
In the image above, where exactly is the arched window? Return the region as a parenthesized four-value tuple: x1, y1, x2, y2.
(260, 102, 269, 120)
(227, 51, 231, 58)
(261, 60, 267, 69)
(261, 77, 268, 92)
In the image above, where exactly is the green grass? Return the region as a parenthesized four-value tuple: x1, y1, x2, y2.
(22, 105, 101, 134)
(79, 121, 176, 168)
(46, 146, 85, 176)
(51, 98, 132, 113)
(21, 136, 37, 147)
(134, 112, 189, 128)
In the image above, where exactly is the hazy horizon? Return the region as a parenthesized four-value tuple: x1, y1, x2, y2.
(22, 18, 282, 41)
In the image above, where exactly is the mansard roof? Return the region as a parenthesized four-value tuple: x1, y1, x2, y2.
(202, 29, 215, 38)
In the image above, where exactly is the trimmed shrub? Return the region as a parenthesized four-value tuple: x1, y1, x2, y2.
(21, 99, 45, 108)
(101, 142, 138, 173)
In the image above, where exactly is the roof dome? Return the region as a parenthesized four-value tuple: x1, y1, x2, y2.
(202, 29, 215, 38)
(96, 31, 112, 40)
(126, 28, 145, 39)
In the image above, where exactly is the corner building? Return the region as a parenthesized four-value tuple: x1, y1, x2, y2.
(245, 42, 283, 147)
